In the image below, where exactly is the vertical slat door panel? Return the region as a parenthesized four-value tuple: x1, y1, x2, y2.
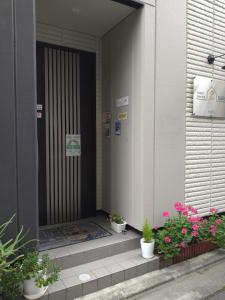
(57, 50, 62, 224)
(45, 48, 50, 225)
(61, 51, 66, 223)
(53, 49, 58, 224)
(77, 55, 81, 217)
(45, 47, 80, 225)
(48, 48, 54, 225)
(73, 53, 78, 220)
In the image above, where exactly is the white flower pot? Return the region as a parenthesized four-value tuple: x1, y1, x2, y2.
(110, 221, 127, 233)
(140, 238, 155, 259)
(23, 278, 48, 300)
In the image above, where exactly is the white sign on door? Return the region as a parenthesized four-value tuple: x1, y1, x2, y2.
(66, 135, 81, 157)
(193, 76, 225, 118)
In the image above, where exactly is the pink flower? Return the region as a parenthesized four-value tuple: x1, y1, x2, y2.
(162, 211, 170, 218)
(174, 202, 185, 212)
(188, 216, 199, 223)
(181, 228, 187, 235)
(192, 224, 199, 231)
(153, 225, 159, 230)
(210, 208, 218, 214)
(210, 225, 217, 235)
(192, 231, 198, 237)
(164, 236, 171, 244)
(182, 210, 189, 217)
(215, 219, 222, 225)
(191, 207, 198, 214)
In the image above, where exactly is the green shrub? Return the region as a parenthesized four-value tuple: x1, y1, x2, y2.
(22, 251, 60, 288)
(142, 220, 153, 243)
(109, 213, 124, 224)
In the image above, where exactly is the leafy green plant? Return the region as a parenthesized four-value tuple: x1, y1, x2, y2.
(1, 263, 23, 300)
(210, 215, 225, 248)
(142, 220, 153, 243)
(22, 252, 60, 288)
(0, 215, 27, 277)
(109, 213, 124, 224)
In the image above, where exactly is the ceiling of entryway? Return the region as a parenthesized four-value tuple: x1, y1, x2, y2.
(36, 0, 135, 37)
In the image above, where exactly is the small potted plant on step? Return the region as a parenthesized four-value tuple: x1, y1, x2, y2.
(22, 251, 60, 300)
(109, 213, 127, 233)
(141, 220, 155, 259)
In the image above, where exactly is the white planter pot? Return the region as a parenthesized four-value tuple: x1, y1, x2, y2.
(140, 238, 155, 259)
(110, 221, 127, 233)
(23, 278, 48, 300)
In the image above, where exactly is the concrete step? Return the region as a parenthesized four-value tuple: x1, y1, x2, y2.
(41, 228, 141, 270)
(44, 249, 159, 300)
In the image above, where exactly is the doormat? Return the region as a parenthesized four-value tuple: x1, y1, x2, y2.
(38, 222, 112, 251)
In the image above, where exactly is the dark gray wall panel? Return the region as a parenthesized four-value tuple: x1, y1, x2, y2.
(0, 0, 18, 236)
(14, 0, 38, 240)
(0, 0, 38, 240)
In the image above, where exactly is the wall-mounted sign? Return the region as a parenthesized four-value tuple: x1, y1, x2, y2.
(193, 76, 225, 118)
(118, 112, 128, 121)
(37, 104, 43, 111)
(37, 112, 42, 119)
(102, 112, 111, 123)
(104, 123, 111, 138)
(115, 121, 121, 136)
(66, 134, 81, 157)
(116, 96, 129, 108)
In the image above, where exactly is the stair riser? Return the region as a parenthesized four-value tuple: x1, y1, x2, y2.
(55, 238, 140, 269)
(49, 258, 159, 300)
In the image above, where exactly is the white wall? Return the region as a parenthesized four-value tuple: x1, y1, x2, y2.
(154, 0, 186, 225)
(102, 0, 187, 229)
(185, 0, 225, 214)
(102, 5, 156, 230)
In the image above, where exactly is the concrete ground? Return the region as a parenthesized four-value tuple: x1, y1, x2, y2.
(130, 260, 225, 300)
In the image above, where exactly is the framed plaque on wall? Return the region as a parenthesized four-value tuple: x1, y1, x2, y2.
(193, 76, 225, 118)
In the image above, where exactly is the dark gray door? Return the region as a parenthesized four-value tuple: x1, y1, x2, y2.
(37, 43, 96, 226)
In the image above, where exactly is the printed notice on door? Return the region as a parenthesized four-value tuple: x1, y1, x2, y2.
(193, 76, 225, 118)
(66, 135, 81, 157)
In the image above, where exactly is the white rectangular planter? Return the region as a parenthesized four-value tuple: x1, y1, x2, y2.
(110, 221, 127, 233)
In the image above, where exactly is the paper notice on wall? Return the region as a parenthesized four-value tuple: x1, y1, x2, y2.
(115, 121, 121, 136)
(116, 96, 129, 107)
(66, 135, 81, 157)
(102, 112, 111, 123)
(118, 112, 128, 121)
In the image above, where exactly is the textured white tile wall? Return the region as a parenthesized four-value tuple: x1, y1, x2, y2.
(36, 23, 102, 210)
(186, 0, 225, 214)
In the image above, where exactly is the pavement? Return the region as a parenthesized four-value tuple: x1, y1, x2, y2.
(78, 249, 225, 300)
(130, 259, 225, 300)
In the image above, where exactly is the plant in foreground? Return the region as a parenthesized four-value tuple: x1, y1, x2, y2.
(155, 203, 223, 260)
(22, 251, 60, 288)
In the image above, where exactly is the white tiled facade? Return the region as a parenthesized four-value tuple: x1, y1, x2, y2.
(185, 0, 225, 214)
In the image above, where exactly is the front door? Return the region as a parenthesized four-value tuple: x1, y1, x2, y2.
(37, 42, 96, 226)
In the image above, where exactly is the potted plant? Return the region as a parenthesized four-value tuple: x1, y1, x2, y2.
(155, 203, 220, 268)
(109, 213, 127, 233)
(21, 252, 60, 300)
(140, 220, 155, 259)
(0, 216, 32, 300)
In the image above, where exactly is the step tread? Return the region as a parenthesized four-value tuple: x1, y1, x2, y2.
(46, 249, 159, 299)
(42, 229, 140, 259)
